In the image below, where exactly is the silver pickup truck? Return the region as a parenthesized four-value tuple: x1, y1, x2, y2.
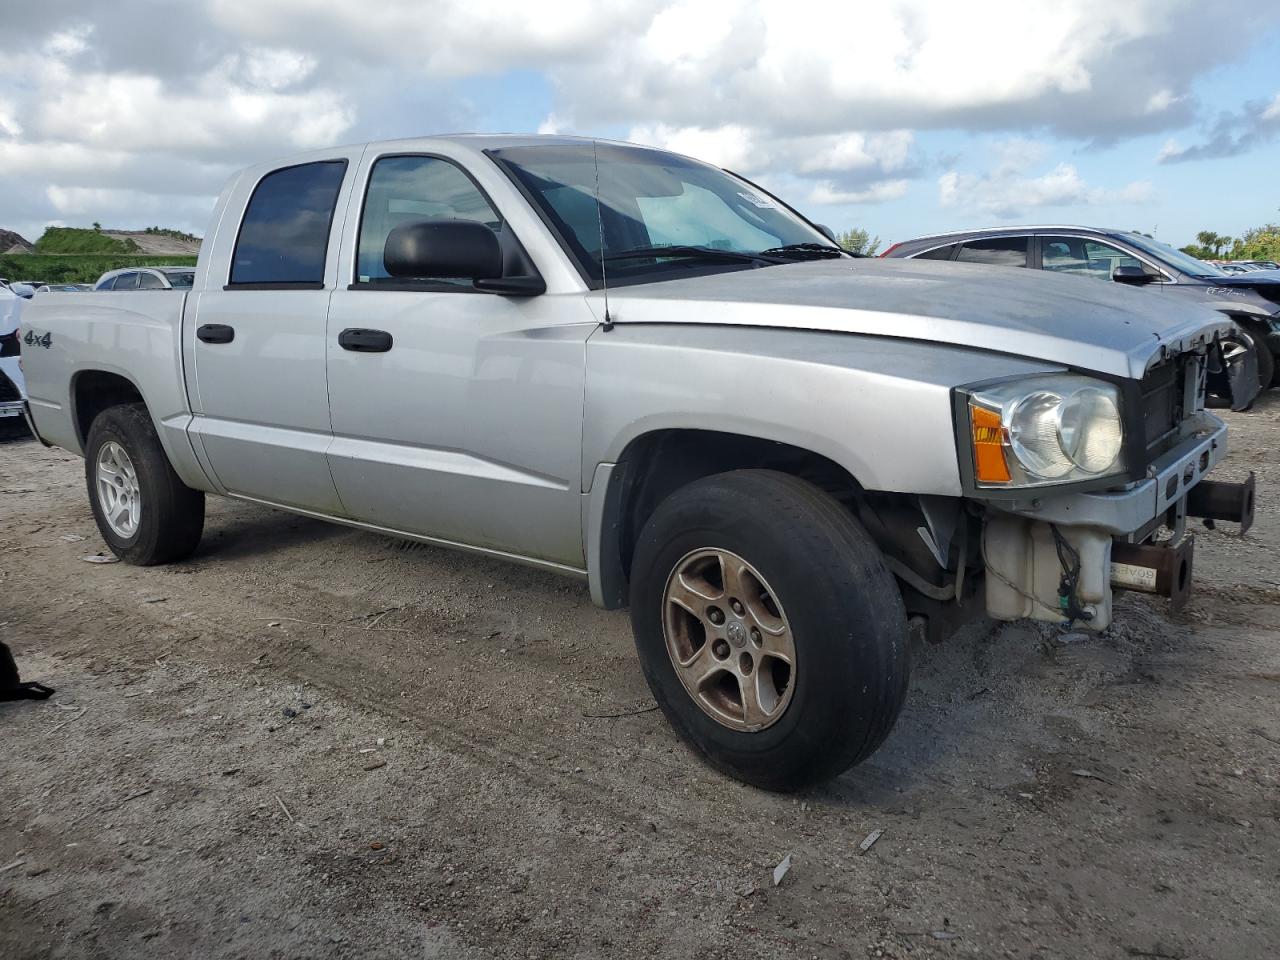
(17, 135, 1257, 790)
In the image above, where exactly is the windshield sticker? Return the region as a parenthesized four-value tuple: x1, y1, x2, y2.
(737, 192, 777, 209)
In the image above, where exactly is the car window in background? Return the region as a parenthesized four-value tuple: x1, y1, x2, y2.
(95, 276, 117, 290)
(230, 160, 347, 285)
(1042, 237, 1157, 280)
(915, 243, 958, 260)
(137, 271, 165, 289)
(164, 271, 195, 288)
(113, 272, 139, 290)
(355, 155, 501, 284)
(954, 236, 1029, 267)
(1122, 233, 1224, 277)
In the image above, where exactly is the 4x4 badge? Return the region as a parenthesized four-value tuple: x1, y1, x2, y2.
(23, 330, 52, 349)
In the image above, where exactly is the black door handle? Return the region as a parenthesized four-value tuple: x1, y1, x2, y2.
(196, 323, 235, 344)
(338, 328, 393, 353)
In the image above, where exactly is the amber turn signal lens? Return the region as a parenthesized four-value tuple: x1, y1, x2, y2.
(970, 404, 1011, 484)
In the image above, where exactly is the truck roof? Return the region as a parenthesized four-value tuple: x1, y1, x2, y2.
(231, 133, 705, 183)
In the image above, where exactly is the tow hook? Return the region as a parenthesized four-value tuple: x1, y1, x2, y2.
(1110, 537, 1195, 612)
(1186, 472, 1255, 535)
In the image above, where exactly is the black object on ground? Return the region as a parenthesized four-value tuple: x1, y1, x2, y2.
(0, 641, 54, 702)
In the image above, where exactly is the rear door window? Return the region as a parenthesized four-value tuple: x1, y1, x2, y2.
(230, 160, 348, 286)
(955, 236, 1029, 267)
(113, 272, 139, 290)
(137, 271, 164, 289)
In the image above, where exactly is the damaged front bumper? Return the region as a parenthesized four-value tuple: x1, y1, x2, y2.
(982, 411, 1254, 629)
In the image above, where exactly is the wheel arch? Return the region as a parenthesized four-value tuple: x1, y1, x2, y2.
(71, 368, 147, 448)
(69, 367, 214, 492)
(1221, 308, 1274, 343)
(587, 427, 870, 609)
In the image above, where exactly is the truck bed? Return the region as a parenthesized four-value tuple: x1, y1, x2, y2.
(20, 290, 199, 479)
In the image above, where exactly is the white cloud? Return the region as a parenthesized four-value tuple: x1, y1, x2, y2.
(0, 99, 21, 138)
(0, 1, 1273, 239)
(798, 132, 913, 176)
(628, 124, 759, 171)
(43, 26, 92, 58)
(1156, 138, 1184, 163)
(238, 47, 317, 91)
(808, 179, 911, 205)
(36, 66, 352, 155)
(45, 185, 218, 225)
(1145, 89, 1180, 114)
(536, 113, 570, 135)
(938, 141, 1153, 217)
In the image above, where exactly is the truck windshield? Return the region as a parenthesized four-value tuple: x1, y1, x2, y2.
(1121, 233, 1225, 278)
(488, 142, 839, 287)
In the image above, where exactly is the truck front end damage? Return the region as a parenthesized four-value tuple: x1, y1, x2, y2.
(961, 339, 1257, 630)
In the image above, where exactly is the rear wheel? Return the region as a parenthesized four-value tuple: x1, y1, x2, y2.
(85, 403, 204, 565)
(629, 470, 910, 791)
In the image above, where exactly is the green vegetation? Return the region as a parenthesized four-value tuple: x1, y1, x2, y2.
(835, 227, 881, 256)
(34, 227, 139, 255)
(143, 226, 201, 244)
(1181, 222, 1280, 262)
(1229, 224, 1280, 262)
(0, 254, 197, 284)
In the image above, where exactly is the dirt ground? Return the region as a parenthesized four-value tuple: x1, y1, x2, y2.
(1, 399, 1277, 960)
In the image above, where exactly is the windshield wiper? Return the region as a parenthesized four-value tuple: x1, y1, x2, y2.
(757, 242, 849, 260)
(602, 245, 781, 265)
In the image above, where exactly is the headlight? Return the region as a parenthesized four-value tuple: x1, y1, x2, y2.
(964, 375, 1125, 488)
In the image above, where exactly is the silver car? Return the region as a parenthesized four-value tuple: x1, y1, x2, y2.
(94, 266, 196, 291)
(17, 136, 1258, 789)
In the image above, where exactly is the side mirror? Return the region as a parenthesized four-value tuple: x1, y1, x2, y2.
(815, 223, 838, 242)
(1112, 265, 1154, 285)
(384, 219, 503, 280)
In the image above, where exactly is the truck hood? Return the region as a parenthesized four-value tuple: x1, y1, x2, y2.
(603, 258, 1234, 379)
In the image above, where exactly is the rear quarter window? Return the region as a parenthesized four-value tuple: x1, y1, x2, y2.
(914, 243, 958, 261)
(229, 160, 347, 286)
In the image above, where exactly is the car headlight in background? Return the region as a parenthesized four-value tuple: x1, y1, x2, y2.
(965, 375, 1124, 487)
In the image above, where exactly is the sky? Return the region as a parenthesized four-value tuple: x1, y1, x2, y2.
(1, 0, 1278, 251)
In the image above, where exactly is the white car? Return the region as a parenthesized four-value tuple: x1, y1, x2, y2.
(0, 283, 28, 421)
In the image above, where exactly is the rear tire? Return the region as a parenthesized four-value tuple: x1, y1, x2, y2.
(85, 403, 204, 565)
(629, 470, 910, 791)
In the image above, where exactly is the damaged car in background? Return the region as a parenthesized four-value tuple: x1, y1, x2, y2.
(1, 281, 29, 425)
(882, 225, 1280, 400)
(15, 135, 1260, 790)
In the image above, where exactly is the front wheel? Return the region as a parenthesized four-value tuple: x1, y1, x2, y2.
(85, 403, 205, 565)
(629, 470, 910, 791)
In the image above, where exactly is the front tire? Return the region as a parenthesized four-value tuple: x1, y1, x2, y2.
(85, 403, 204, 565)
(629, 470, 910, 791)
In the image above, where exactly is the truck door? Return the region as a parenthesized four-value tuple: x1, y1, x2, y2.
(324, 150, 591, 568)
(186, 153, 359, 514)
